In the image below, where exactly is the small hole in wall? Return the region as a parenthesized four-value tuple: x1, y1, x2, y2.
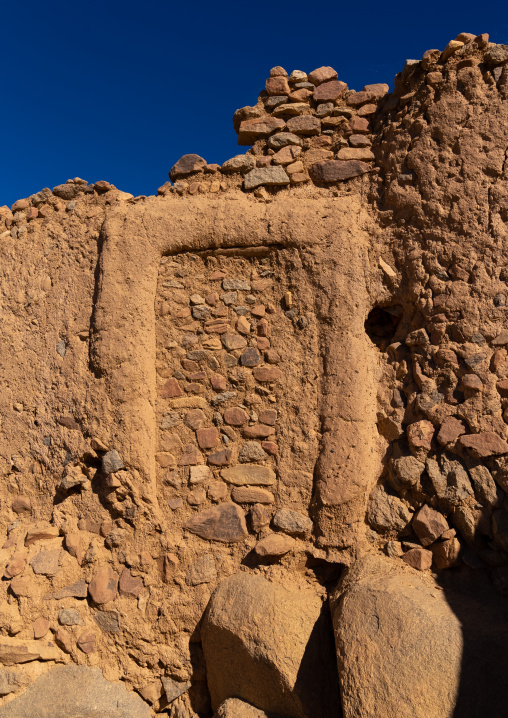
(365, 305, 402, 350)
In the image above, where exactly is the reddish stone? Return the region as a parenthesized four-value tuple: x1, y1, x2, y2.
(251, 278, 272, 291)
(238, 117, 286, 145)
(362, 82, 389, 100)
(422, 49, 441, 70)
(181, 358, 199, 372)
(119, 568, 143, 598)
(204, 319, 229, 334)
(178, 445, 204, 465)
(243, 424, 276, 439)
(407, 420, 434, 457)
(11, 198, 30, 211)
(459, 432, 508, 458)
(427, 72, 443, 86)
(259, 409, 277, 425)
(88, 564, 119, 605)
(491, 350, 507, 373)
(309, 160, 371, 183)
(187, 371, 207, 382)
(4, 554, 26, 578)
(461, 374, 483, 391)
(162, 553, 179, 582)
(207, 448, 233, 466)
(211, 373, 228, 391)
(256, 156, 272, 167)
(257, 337, 271, 350)
(257, 318, 269, 337)
(253, 367, 282, 383)
(435, 349, 458, 367)
(224, 407, 249, 426)
(240, 347, 262, 367)
(264, 349, 281, 364)
(185, 382, 205, 394)
(255, 533, 295, 557)
(432, 538, 461, 569)
(94, 180, 113, 192)
(77, 631, 96, 654)
(261, 441, 278, 455)
(308, 66, 338, 85)
(437, 416, 466, 446)
(412, 505, 449, 546)
(196, 427, 219, 449)
(266, 76, 290, 95)
(357, 103, 377, 116)
(159, 378, 183, 398)
(497, 379, 508, 397)
(210, 270, 227, 281)
(184, 409, 206, 430)
(312, 80, 347, 102)
(55, 628, 73, 654)
(185, 503, 248, 542)
(289, 88, 312, 102)
(402, 548, 433, 571)
(12, 495, 31, 514)
(286, 116, 321, 136)
(169, 154, 207, 180)
(349, 116, 370, 134)
(26, 207, 38, 220)
(349, 134, 372, 148)
(33, 617, 50, 639)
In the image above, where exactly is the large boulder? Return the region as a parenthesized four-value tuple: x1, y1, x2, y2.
(331, 552, 508, 718)
(0, 665, 151, 717)
(202, 572, 340, 718)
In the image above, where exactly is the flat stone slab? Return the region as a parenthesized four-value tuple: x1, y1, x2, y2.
(221, 465, 276, 486)
(0, 665, 151, 717)
(185, 503, 248, 542)
(309, 160, 371, 182)
(244, 167, 290, 190)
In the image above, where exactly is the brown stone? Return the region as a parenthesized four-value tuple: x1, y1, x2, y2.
(250, 503, 270, 532)
(88, 564, 119, 604)
(231, 487, 274, 504)
(459, 432, 508, 458)
(77, 631, 96, 654)
(243, 423, 276, 439)
(261, 441, 278, 455)
(4, 554, 26, 578)
(156, 452, 176, 468)
(407, 420, 434, 458)
(257, 337, 271, 350)
(184, 409, 207, 430)
(286, 116, 321, 136)
(25, 524, 59, 546)
(224, 407, 249, 426)
(64, 533, 84, 564)
(255, 533, 295, 557)
(169, 154, 206, 180)
(313, 80, 348, 102)
(337, 147, 375, 161)
(309, 160, 371, 183)
(178, 445, 204, 465)
(159, 377, 183, 398)
(236, 316, 251, 334)
(11, 496, 31, 514)
(238, 117, 286, 145)
(412, 505, 449, 546)
(32, 617, 50, 639)
(258, 408, 277, 425)
(437, 416, 466, 446)
(221, 465, 276, 486)
(402, 547, 433, 571)
(119, 568, 143, 598)
(211, 374, 228, 391)
(185, 503, 248, 542)
(196, 427, 219, 449)
(432, 538, 461, 569)
(461, 374, 482, 391)
(308, 66, 338, 85)
(264, 349, 281, 364)
(207, 448, 233, 466)
(252, 367, 282, 383)
(9, 578, 32, 598)
(266, 77, 290, 96)
(221, 333, 247, 351)
(349, 116, 370, 134)
(54, 628, 73, 654)
(30, 550, 61, 577)
(240, 347, 262, 367)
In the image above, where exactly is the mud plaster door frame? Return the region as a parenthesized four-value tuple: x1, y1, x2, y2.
(90, 196, 381, 549)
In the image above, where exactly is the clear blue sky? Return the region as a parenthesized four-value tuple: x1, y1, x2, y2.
(1, 0, 506, 207)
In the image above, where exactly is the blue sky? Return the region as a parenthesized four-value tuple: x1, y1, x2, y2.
(1, 0, 506, 207)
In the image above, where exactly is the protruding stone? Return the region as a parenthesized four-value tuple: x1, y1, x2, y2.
(119, 568, 143, 598)
(169, 154, 207, 180)
(273, 509, 312, 536)
(255, 533, 295, 557)
(367, 486, 412, 533)
(402, 547, 433, 571)
(244, 167, 290, 190)
(286, 116, 321, 136)
(432, 538, 461, 569)
(231, 487, 274, 504)
(437, 416, 466, 446)
(308, 66, 338, 85)
(185, 503, 248, 542)
(412, 505, 449, 546)
(88, 564, 119, 605)
(313, 80, 347, 102)
(459, 432, 508, 458)
(238, 117, 286, 145)
(221, 155, 256, 173)
(224, 407, 249, 426)
(309, 160, 371, 182)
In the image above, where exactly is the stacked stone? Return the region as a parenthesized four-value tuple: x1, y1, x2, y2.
(165, 65, 387, 195)
(367, 301, 508, 582)
(155, 253, 313, 560)
(0, 179, 133, 240)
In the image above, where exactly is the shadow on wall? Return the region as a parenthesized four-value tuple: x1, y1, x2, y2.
(439, 566, 508, 718)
